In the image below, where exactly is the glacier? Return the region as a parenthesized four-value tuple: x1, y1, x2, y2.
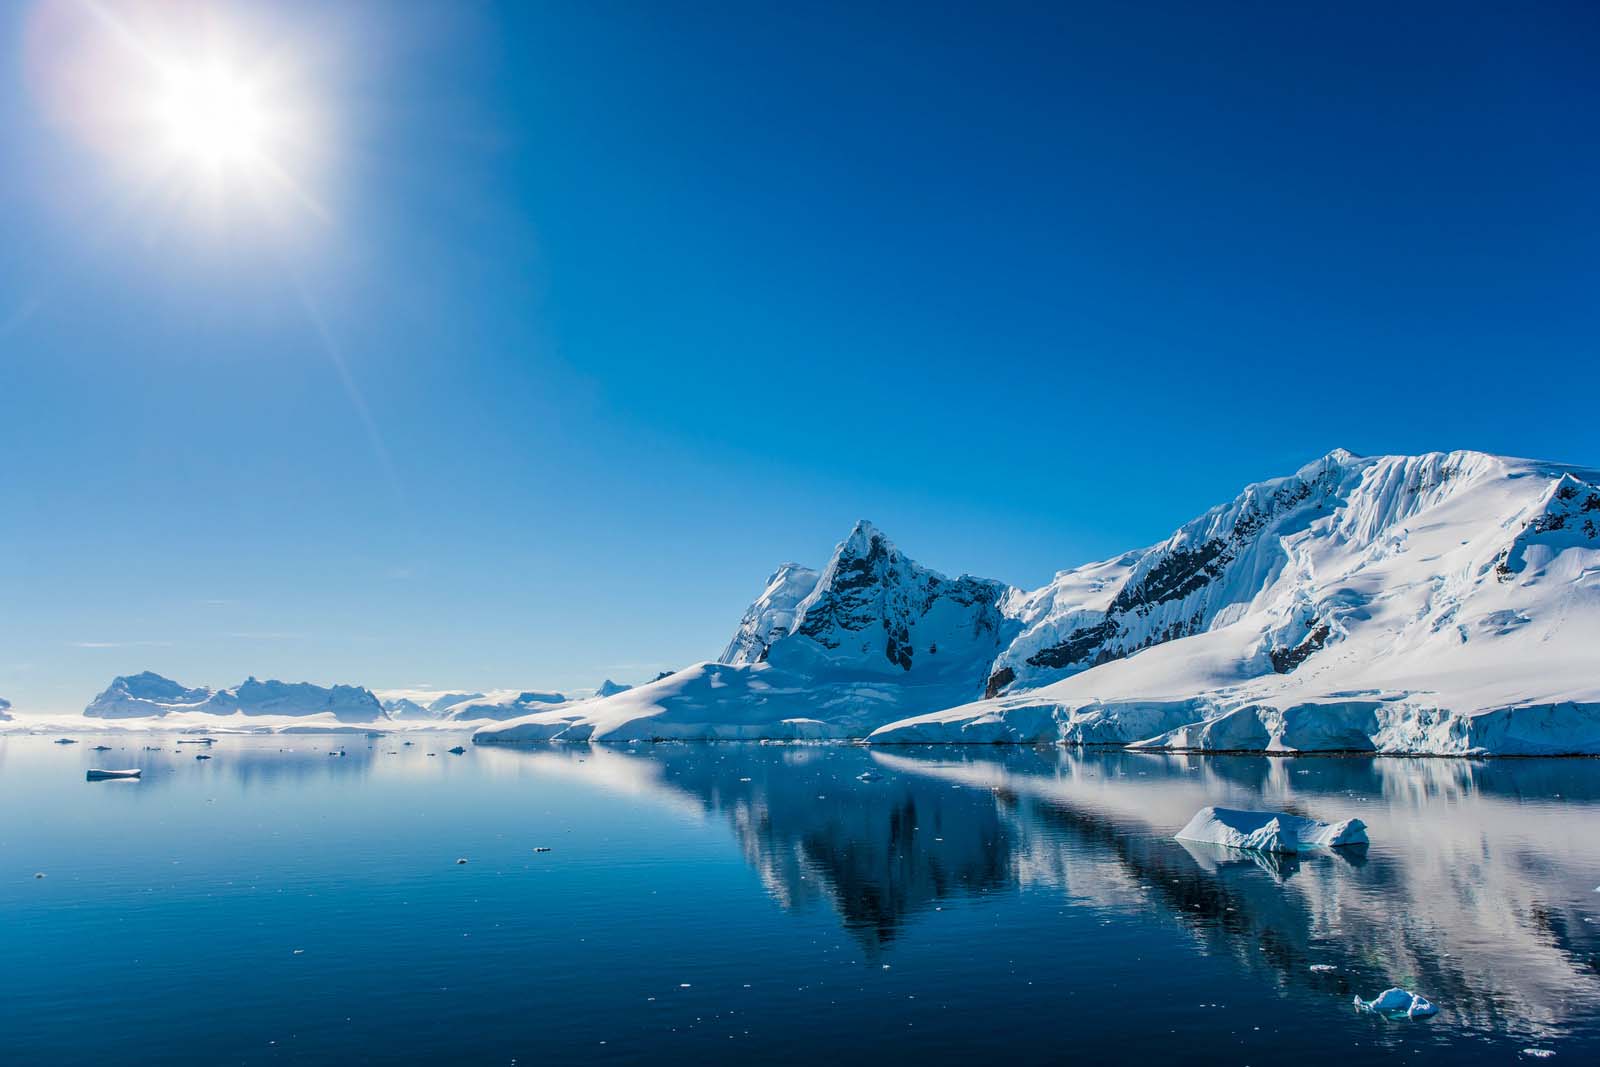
(480, 449, 1600, 754)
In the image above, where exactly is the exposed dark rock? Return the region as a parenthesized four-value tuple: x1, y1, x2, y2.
(1270, 622, 1331, 674)
(1025, 619, 1122, 670)
(984, 666, 1016, 700)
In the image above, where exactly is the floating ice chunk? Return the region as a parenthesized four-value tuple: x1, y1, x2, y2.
(86, 768, 142, 781)
(1353, 987, 1437, 1019)
(195, 754, 212, 760)
(1522, 1050, 1556, 1059)
(448, 746, 466, 754)
(92, 745, 112, 751)
(857, 771, 883, 782)
(54, 738, 78, 745)
(1309, 964, 1337, 973)
(1177, 806, 1368, 854)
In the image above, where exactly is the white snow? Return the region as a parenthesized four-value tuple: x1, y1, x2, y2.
(720, 563, 820, 665)
(1176, 806, 1368, 854)
(871, 451, 1600, 755)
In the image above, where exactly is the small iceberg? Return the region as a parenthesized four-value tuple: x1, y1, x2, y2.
(177, 737, 218, 745)
(54, 738, 78, 745)
(448, 746, 466, 755)
(1353, 987, 1437, 1020)
(86, 768, 142, 781)
(1177, 806, 1368, 854)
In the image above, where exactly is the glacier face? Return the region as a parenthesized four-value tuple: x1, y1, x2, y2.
(85, 673, 387, 723)
(479, 449, 1600, 752)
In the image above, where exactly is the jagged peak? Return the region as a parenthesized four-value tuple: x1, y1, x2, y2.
(839, 519, 885, 553)
(1294, 447, 1363, 477)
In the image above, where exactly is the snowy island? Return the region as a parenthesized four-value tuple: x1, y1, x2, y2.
(11, 449, 1600, 756)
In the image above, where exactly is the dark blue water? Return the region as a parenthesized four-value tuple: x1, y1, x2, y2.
(4, 736, 1598, 1064)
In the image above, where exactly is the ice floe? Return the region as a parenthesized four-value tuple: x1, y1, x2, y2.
(1176, 806, 1368, 854)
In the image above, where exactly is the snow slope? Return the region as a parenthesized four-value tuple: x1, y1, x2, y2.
(871, 450, 1600, 754)
(720, 563, 819, 664)
(84, 672, 388, 723)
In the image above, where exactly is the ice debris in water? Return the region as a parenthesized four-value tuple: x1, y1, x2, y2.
(857, 771, 883, 782)
(1353, 988, 1437, 1019)
(1309, 964, 1337, 973)
(448, 746, 466, 755)
(455, 858, 468, 865)
(1177, 806, 1368, 854)
(1521, 1050, 1556, 1059)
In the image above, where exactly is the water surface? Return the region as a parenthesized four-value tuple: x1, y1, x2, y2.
(4, 736, 1598, 1063)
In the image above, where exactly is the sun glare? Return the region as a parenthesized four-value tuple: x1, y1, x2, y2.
(26, 0, 330, 226)
(154, 62, 270, 172)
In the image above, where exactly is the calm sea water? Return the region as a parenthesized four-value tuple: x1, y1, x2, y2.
(3, 736, 1598, 1064)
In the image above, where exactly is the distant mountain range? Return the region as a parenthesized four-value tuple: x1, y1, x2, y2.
(83, 672, 386, 722)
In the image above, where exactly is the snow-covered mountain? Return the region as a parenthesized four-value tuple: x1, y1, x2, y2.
(480, 450, 1600, 753)
(478, 521, 1017, 741)
(873, 450, 1600, 754)
(381, 697, 435, 720)
(596, 679, 632, 698)
(428, 692, 483, 715)
(85, 672, 387, 723)
(442, 690, 569, 721)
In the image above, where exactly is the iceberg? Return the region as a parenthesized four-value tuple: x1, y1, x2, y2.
(1176, 806, 1368, 854)
(1353, 987, 1438, 1020)
(86, 768, 142, 781)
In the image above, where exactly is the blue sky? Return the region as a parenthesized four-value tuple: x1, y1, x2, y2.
(2, 1, 1596, 712)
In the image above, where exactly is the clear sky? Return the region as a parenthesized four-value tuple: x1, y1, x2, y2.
(2, 1, 1596, 713)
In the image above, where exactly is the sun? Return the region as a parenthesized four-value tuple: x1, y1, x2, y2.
(25, 0, 329, 225)
(153, 61, 271, 173)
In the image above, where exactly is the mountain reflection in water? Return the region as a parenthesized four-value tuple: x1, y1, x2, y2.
(478, 742, 1600, 1043)
(10, 734, 1599, 1061)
